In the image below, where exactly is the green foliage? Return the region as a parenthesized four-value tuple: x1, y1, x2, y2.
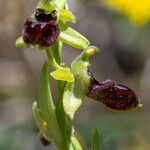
(59, 8, 76, 23)
(16, 0, 100, 149)
(91, 128, 100, 150)
(54, 0, 67, 8)
(63, 48, 98, 120)
(33, 62, 61, 142)
(59, 22, 90, 49)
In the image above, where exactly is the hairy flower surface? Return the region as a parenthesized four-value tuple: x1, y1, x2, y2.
(22, 19, 59, 47)
(35, 9, 57, 22)
(104, 0, 150, 25)
(87, 78, 140, 111)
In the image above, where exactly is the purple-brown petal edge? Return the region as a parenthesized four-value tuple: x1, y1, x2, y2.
(22, 19, 60, 47)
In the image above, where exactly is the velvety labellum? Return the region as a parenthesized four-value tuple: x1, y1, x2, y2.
(35, 8, 57, 22)
(86, 78, 140, 111)
(22, 19, 60, 47)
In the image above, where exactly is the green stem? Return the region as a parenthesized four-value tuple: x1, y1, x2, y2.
(91, 128, 100, 150)
(51, 41, 83, 149)
(51, 41, 64, 96)
(52, 41, 62, 64)
(71, 135, 82, 150)
(46, 46, 69, 149)
(46, 48, 62, 70)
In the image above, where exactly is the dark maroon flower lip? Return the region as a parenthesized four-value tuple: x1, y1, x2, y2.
(86, 78, 141, 111)
(22, 19, 60, 47)
(35, 8, 57, 22)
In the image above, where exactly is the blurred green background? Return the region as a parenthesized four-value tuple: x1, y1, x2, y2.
(0, 0, 150, 149)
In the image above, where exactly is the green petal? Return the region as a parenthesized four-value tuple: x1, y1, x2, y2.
(59, 22, 90, 49)
(59, 8, 76, 23)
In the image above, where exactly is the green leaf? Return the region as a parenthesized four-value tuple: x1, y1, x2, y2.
(15, 37, 26, 47)
(39, 61, 61, 139)
(32, 101, 53, 142)
(59, 23, 90, 49)
(55, 82, 81, 150)
(91, 128, 100, 150)
(50, 68, 74, 82)
(39, 61, 55, 114)
(55, 83, 73, 150)
(56, 83, 67, 133)
(59, 8, 76, 23)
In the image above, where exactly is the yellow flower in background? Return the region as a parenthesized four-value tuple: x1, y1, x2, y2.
(104, 0, 150, 25)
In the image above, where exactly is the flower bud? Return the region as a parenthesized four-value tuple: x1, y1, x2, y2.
(22, 19, 60, 47)
(86, 78, 141, 111)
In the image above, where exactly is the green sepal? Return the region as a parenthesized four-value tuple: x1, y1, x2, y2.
(15, 37, 26, 47)
(54, 0, 67, 8)
(50, 68, 74, 82)
(64, 3, 69, 10)
(62, 47, 99, 120)
(37, 0, 57, 13)
(91, 128, 100, 150)
(37, 0, 67, 13)
(59, 8, 76, 23)
(31, 12, 35, 19)
(59, 22, 90, 49)
(63, 47, 99, 120)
